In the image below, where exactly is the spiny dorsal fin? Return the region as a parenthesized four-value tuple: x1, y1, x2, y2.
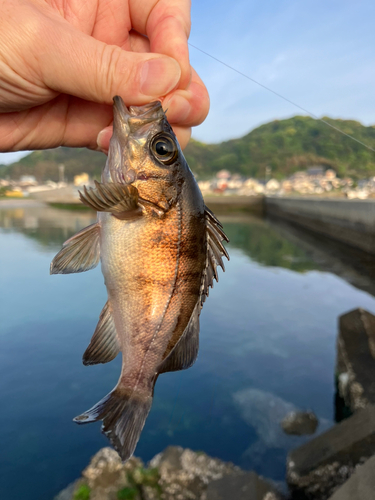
(201, 206, 230, 302)
(158, 302, 201, 374)
(79, 181, 141, 219)
(50, 222, 100, 275)
(83, 301, 120, 365)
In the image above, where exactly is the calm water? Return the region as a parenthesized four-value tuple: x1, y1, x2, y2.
(2, 203, 375, 500)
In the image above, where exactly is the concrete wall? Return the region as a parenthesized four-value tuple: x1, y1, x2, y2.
(266, 197, 375, 254)
(204, 195, 264, 215)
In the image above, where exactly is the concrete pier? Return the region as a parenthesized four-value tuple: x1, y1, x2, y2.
(266, 197, 375, 254)
(204, 195, 264, 214)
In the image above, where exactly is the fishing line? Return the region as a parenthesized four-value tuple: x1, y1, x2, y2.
(189, 43, 375, 154)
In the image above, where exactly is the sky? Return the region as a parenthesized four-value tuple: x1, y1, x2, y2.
(1, 0, 374, 165)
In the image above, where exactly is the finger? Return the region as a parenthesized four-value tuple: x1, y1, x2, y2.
(37, 15, 181, 105)
(129, 0, 191, 88)
(0, 96, 113, 151)
(96, 122, 192, 153)
(129, 30, 150, 53)
(173, 125, 192, 150)
(90, 0, 131, 47)
(162, 68, 209, 127)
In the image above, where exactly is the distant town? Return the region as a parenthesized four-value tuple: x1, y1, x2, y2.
(1, 165, 375, 201)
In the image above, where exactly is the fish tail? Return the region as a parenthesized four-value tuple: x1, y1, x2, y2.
(73, 387, 152, 462)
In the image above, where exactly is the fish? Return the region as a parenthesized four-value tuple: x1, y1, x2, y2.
(50, 96, 229, 462)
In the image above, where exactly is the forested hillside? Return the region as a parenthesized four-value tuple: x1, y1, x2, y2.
(1, 116, 375, 181)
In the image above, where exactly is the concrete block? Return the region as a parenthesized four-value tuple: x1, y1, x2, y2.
(205, 471, 281, 500)
(265, 197, 375, 254)
(287, 405, 375, 499)
(337, 308, 375, 412)
(327, 454, 375, 500)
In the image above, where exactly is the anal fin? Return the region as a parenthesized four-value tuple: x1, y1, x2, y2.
(50, 222, 100, 275)
(83, 301, 120, 365)
(158, 302, 201, 374)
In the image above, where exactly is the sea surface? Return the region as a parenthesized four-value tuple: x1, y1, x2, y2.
(2, 202, 375, 500)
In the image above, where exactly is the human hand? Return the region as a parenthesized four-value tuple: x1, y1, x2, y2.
(0, 0, 209, 152)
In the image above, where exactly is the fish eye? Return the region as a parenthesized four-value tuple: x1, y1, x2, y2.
(151, 134, 178, 165)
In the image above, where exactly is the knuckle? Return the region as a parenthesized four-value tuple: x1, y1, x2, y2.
(95, 45, 131, 102)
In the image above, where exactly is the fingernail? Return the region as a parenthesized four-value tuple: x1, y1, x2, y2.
(140, 58, 181, 97)
(97, 127, 112, 151)
(163, 95, 191, 123)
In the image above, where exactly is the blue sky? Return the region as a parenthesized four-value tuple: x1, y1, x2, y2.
(1, 0, 374, 165)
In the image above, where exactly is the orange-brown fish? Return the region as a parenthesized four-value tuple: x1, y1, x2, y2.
(50, 97, 229, 461)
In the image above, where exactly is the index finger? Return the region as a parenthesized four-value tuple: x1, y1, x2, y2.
(129, 0, 191, 88)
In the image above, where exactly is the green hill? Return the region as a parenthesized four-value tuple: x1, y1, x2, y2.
(1, 115, 375, 181)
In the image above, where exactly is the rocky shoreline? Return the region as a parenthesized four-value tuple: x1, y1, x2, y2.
(54, 446, 282, 500)
(55, 307, 375, 500)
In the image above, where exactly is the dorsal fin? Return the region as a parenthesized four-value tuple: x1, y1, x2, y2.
(50, 222, 100, 275)
(83, 301, 120, 365)
(201, 206, 230, 303)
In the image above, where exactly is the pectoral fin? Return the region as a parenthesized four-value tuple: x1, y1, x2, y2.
(83, 301, 120, 365)
(79, 181, 141, 220)
(158, 302, 201, 374)
(50, 222, 100, 274)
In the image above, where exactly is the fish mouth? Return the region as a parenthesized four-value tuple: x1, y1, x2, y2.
(113, 96, 165, 134)
(109, 97, 168, 186)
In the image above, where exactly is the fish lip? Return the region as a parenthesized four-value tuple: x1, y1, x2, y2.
(113, 96, 164, 118)
(112, 96, 165, 136)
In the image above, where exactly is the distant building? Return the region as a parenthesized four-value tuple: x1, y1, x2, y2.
(325, 169, 336, 180)
(20, 175, 36, 184)
(307, 166, 325, 177)
(74, 173, 90, 186)
(5, 189, 23, 197)
(216, 169, 231, 180)
(266, 179, 280, 191)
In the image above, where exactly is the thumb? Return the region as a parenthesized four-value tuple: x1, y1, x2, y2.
(39, 24, 181, 105)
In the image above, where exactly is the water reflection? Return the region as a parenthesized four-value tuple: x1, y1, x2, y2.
(2, 203, 375, 500)
(0, 206, 318, 272)
(0, 205, 96, 249)
(221, 215, 317, 272)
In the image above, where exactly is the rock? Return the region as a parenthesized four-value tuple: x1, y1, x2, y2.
(148, 446, 241, 500)
(54, 446, 282, 500)
(204, 471, 282, 500)
(233, 388, 330, 469)
(336, 308, 375, 413)
(281, 411, 319, 436)
(327, 454, 375, 500)
(287, 404, 375, 499)
(81, 447, 143, 500)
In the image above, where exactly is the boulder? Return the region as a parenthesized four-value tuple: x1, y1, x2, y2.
(327, 454, 375, 500)
(81, 447, 144, 500)
(287, 404, 375, 499)
(53, 446, 283, 500)
(281, 411, 319, 436)
(148, 446, 241, 500)
(336, 308, 375, 413)
(204, 471, 282, 500)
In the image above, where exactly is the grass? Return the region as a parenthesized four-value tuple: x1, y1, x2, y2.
(117, 487, 138, 499)
(73, 484, 91, 500)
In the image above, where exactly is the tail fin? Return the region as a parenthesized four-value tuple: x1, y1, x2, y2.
(73, 388, 152, 462)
